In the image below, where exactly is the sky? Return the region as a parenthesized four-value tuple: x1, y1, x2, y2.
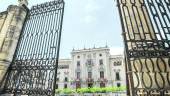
(0, 0, 124, 58)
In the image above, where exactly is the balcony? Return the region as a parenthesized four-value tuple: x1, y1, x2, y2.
(74, 78, 81, 82)
(98, 78, 108, 83)
(86, 78, 94, 83)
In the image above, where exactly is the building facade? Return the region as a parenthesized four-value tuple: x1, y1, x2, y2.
(56, 47, 126, 95)
(56, 59, 71, 89)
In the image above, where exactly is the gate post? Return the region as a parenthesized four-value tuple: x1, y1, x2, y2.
(0, 0, 28, 91)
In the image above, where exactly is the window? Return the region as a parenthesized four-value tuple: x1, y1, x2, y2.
(116, 72, 120, 80)
(87, 59, 93, 66)
(77, 56, 80, 58)
(100, 71, 104, 78)
(99, 59, 103, 65)
(56, 84, 58, 89)
(88, 72, 92, 78)
(99, 54, 102, 57)
(64, 84, 67, 88)
(77, 61, 80, 66)
(65, 77, 68, 82)
(100, 82, 105, 88)
(77, 72, 80, 79)
(56, 78, 59, 82)
(117, 83, 121, 87)
(93, 53, 96, 58)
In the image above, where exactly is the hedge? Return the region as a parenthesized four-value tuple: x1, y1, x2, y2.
(55, 86, 126, 94)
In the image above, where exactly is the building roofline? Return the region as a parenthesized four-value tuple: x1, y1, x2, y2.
(71, 47, 110, 54)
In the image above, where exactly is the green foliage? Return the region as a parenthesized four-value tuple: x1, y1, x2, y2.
(56, 88, 75, 94)
(55, 86, 126, 94)
(90, 87, 102, 93)
(55, 89, 62, 94)
(103, 87, 113, 92)
(118, 86, 126, 91)
(77, 87, 89, 93)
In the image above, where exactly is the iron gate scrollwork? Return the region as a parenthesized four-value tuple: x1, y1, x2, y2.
(1, 0, 64, 95)
(117, 0, 170, 95)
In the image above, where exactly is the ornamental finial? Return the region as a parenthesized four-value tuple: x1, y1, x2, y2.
(18, 0, 28, 6)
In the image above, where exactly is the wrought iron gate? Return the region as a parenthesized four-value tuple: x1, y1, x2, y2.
(117, 0, 170, 95)
(1, 0, 64, 95)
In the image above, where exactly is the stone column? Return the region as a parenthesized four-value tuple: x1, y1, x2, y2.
(0, 5, 27, 84)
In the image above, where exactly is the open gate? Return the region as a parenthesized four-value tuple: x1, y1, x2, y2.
(1, 0, 64, 96)
(117, 0, 170, 95)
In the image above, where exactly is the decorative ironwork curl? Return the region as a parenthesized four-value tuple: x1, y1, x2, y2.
(30, 0, 63, 16)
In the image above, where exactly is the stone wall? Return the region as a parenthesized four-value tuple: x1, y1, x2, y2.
(0, 11, 8, 83)
(0, 5, 27, 84)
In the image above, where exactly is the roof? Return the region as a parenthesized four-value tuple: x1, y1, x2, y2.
(71, 47, 110, 54)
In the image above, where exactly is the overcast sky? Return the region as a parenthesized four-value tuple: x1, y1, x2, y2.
(0, 0, 124, 58)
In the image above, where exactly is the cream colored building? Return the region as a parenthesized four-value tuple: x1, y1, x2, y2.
(56, 47, 127, 95)
(56, 59, 71, 89)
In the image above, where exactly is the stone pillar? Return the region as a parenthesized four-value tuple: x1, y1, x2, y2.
(0, 4, 28, 83)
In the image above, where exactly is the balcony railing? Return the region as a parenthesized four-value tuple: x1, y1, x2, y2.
(98, 78, 108, 83)
(74, 78, 81, 82)
(86, 78, 94, 83)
